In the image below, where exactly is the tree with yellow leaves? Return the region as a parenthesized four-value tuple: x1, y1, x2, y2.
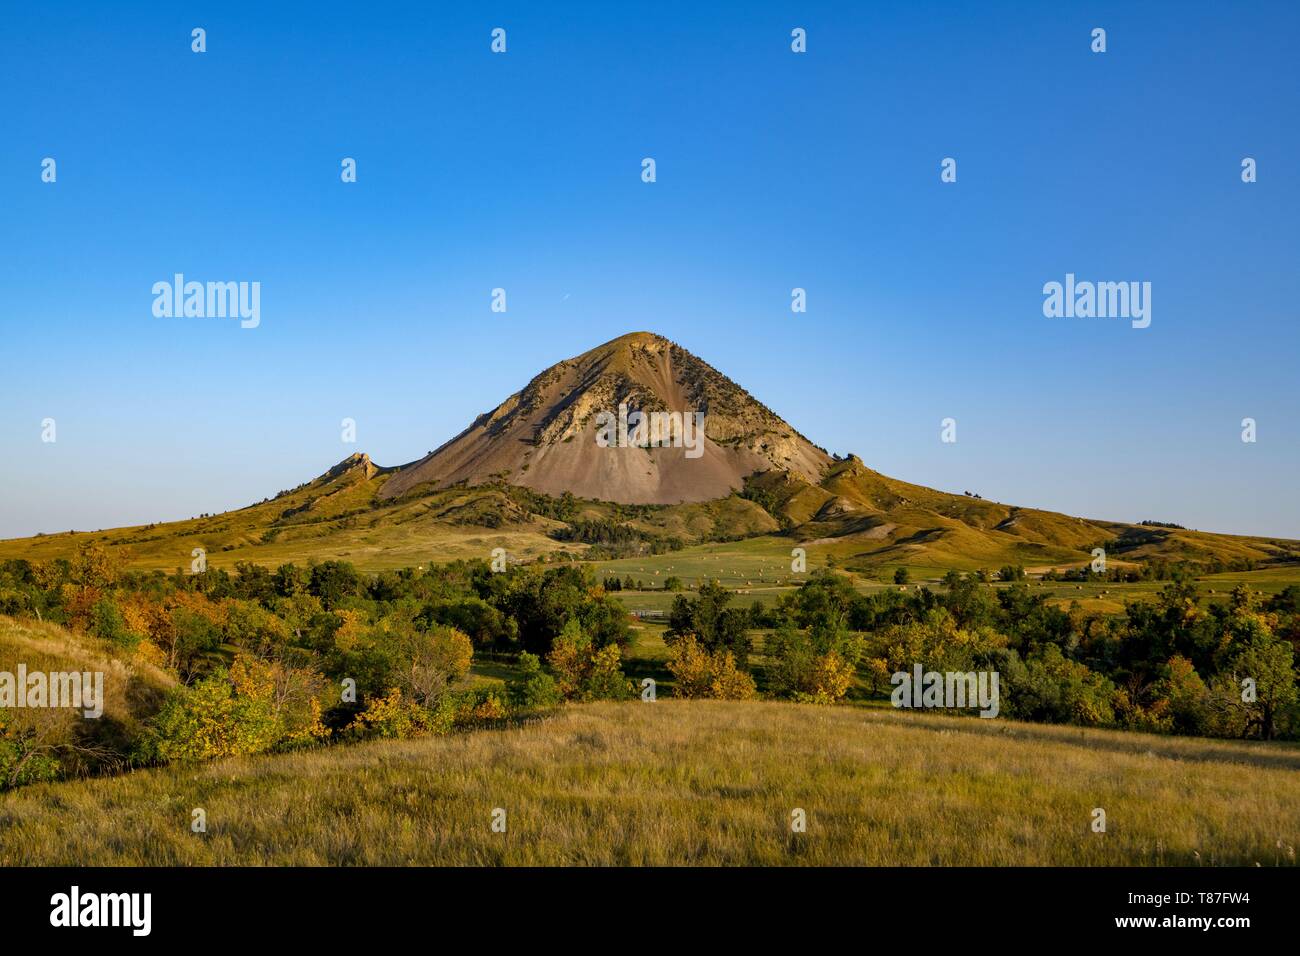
(666, 635, 756, 700)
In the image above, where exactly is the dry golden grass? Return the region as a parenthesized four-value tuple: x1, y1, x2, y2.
(0, 616, 176, 773)
(1, 700, 1296, 866)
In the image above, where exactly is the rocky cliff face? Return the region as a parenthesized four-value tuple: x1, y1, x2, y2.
(378, 332, 832, 504)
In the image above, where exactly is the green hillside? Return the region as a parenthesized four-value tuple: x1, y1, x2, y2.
(1, 452, 1292, 580)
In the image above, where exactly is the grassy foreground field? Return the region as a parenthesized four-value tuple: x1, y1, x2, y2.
(2, 701, 1296, 866)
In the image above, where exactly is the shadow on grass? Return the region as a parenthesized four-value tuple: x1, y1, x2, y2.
(861, 708, 1300, 773)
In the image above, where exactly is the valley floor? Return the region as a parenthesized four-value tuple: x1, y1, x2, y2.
(1, 701, 1296, 866)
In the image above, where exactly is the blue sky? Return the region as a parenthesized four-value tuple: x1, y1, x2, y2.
(1, 0, 1297, 540)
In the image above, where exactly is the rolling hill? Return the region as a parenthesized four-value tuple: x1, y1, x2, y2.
(0, 332, 1295, 575)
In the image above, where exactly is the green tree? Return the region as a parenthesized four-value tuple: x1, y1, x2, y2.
(506, 652, 562, 709)
(1228, 633, 1297, 740)
(666, 580, 752, 664)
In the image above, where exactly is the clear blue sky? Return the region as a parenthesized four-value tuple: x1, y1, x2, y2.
(2, 1, 1297, 540)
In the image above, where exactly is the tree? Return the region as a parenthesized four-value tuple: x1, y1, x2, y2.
(791, 571, 857, 642)
(273, 563, 310, 597)
(506, 652, 561, 709)
(1227, 633, 1297, 740)
(400, 625, 473, 707)
(308, 560, 362, 609)
(665, 636, 756, 700)
(1018, 644, 1117, 726)
(766, 622, 855, 703)
(164, 604, 223, 677)
(500, 565, 628, 654)
(893, 567, 910, 585)
(1157, 655, 1211, 735)
(665, 580, 752, 664)
(546, 619, 632, 701)
(90, 594, 140, 648)
(70, 541, 119, 589)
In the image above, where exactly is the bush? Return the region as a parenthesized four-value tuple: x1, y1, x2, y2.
(666, 635, 756, 700)
(90, 595, 140, 648)
(506, 652, 562, 710)
(0, 711, 61, 789)
(547, 620, 632, 701)
(137, 657, 328, 762)
(453, 687, 509, 727)
(345, 688, 448, 740)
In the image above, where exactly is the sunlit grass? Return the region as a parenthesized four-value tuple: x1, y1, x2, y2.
(2, 701, 1295, 866)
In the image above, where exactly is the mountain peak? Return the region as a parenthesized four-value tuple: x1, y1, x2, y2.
(379, 333, 831, 504)
(606, 330, 666, 346)
(320, 452, 376, 481)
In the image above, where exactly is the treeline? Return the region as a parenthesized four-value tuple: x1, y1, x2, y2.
(660, 571, 1299, 738)
(1, 546, 1296, 792)
(0, 546, 634, 789)
(551, 519, 685, 558)
(602, 575, 684, 592)
(1046, 558, 1260, 583)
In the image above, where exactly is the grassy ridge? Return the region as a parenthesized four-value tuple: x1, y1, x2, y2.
(2, 451, 1294, 578)
(2, 701, 1296, 866)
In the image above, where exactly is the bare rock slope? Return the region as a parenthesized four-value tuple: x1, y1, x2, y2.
(379, 332, 832, 505)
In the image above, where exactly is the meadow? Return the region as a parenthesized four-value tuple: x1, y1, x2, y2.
(1, 700, 1295, 866)
(2, 525, 1296, 869)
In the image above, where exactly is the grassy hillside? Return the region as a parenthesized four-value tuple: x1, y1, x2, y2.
(1, 451, 1294, 580)
(0, 456, 582, 572)
(0, 615, 176, 781)
(0, 615, 176, 718)
(1, 701, 1296, 866)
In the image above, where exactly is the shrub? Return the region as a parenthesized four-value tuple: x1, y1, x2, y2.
(137, 657, 329, 762)
(137, 670, 279, 762)
(0, 711, 61, 789)
(547, 620, 632, 701)
(506, 652, 562, 710)
(453, 688, 509, 727)
(90, 595, 140, 648)
(345, 688, 444, 740)
(666, 635, 756, 700)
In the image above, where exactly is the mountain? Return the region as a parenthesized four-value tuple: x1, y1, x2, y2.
(379, 332, 832, 505)
(0, 331, 1296, 577)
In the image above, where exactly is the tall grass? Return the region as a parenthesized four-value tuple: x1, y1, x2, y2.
(1, 701, 1296, 866)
